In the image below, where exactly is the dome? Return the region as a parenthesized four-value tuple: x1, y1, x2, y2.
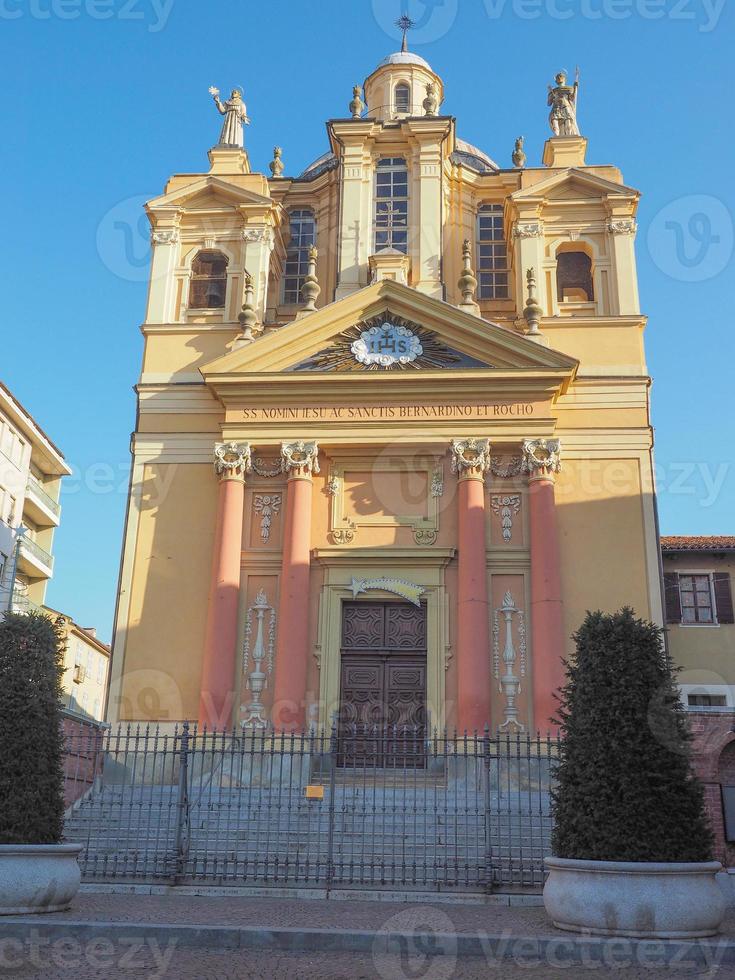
(298, 151, 338, 180)
(377, 51, 433, 71)
(454, 138, 499, 173)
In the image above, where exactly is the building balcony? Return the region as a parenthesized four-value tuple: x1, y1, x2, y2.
(11, 590, 44, 615)
(24, 476, 61, 528)
(17, 535, 54, 579)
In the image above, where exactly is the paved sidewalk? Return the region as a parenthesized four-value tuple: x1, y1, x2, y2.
(1, 891, 734, 975)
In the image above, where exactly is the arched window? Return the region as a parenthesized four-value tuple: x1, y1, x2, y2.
(189, 250, 228, 309)
(283, 209, 316, 305)
(395, 83, 411, 114)
(477, 204, 508, 299)
(374, 158, 408, 254)
(556, 249, 594, 302)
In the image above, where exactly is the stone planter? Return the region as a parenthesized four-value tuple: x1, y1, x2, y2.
(0, 844, 83, 914)
(544, 856, 726, 938)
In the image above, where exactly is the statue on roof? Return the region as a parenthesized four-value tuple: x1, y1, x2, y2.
(547, 69, 580, 137)
(209, 86, 250, 148)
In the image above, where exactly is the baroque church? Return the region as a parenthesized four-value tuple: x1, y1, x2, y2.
(109, 40, 660, 743)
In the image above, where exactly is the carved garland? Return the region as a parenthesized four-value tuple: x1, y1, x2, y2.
(490, 494, 521, 542)
(253, 494, 281, 542)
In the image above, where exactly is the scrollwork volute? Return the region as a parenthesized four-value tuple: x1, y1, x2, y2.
(281, 440, 320, 478)
(214, 441, 252, 480)
(450, 438, 491, 481)
(522, 438, 562, 481)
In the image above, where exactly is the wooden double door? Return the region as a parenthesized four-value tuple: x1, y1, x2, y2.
(338, 601, 427, 767)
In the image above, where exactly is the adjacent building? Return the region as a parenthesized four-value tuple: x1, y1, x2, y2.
(0, 382, 70, 614)
(663, 535, 735, 708)
(45, 606, 112, 722)
(109, 44, 664, 739)
(661, 536, 735, 866)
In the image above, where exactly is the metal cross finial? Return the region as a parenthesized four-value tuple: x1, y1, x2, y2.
(395, 14, 415, 52)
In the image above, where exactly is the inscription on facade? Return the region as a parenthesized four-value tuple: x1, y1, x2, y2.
(239, 403, 536, 422)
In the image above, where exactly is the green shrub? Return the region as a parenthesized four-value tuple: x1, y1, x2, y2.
(551, 608, 713, 862)
(0, 612, 66, 844)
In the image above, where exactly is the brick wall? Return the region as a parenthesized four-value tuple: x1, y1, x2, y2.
(689, 711, 735, 866)
(61, 711, 106, 809)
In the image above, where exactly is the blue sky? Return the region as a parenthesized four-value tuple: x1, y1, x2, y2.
(2, 0, 733, 641)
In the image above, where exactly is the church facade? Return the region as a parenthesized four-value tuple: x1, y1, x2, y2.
(108, 46, 661, 738)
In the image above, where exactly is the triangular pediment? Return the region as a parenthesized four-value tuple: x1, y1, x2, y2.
(201, 280, 578, 384)
(146, 175, 273, 213)
(511, 168, 639, 204)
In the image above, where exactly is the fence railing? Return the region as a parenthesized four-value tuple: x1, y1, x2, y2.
(63, 724, 559, 892)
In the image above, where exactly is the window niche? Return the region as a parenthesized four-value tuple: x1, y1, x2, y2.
(188, 250, 229, 310)
(555, 244, 595, 307)
(395, 83, 411, 115)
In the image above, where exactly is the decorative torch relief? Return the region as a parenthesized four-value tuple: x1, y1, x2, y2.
(241, 590, 276, 730)
(492, 590, 527, 732)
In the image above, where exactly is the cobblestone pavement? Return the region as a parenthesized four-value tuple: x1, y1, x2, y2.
(0, 945, 733, 979)
(25, 891, 735, 939)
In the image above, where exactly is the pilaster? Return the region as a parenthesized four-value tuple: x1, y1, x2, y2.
(199, 441, 252, 729)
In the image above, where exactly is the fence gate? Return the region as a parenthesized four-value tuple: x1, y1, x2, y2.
(64, 725, 556, 892)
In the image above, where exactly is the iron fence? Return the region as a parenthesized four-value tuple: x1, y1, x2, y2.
(63, 724, 559, 892)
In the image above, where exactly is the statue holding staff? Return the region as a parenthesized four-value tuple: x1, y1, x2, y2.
(209, 85, 250, 148)
(547, 69, 580, 137)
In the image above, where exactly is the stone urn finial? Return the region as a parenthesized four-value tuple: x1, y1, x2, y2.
(227, 274, 259, 351)
(457, 239, 480, 316)
(523, 268, 543, 335)
(233, 273, 258, 345)
(349, 85, 364, 119)
(512, 136, 527, 169)
(269, 146, 284, 178)
(299, 245, 320, 316)
(423, 82, 439, 117)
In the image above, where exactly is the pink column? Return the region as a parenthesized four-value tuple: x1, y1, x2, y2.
(272, 440, 319, 732)
(452, 439, 492, 733)
(199, 442, 251, 730)
(524, 439, 565, 733)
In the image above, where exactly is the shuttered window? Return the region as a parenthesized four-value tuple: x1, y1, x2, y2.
(714, 572, 735, 624)
(664, 572, 682, 624)
(664, 571, 734, 625)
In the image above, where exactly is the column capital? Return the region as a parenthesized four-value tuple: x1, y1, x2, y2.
(214, 441, 252, 482)
(281, 440, 320, 479)
(450, 438, 491, 481)
(522, 438, 561, 482)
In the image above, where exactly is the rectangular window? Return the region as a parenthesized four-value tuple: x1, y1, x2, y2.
(0, 424, 12, 459)
(687, 693, 727, 707)
(374, 158, 408, 254)
(283, 209, 316, 305)
(679, 574, 715, 623)
(477, 204, 509, 300)
(665, 571, 734, 625)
